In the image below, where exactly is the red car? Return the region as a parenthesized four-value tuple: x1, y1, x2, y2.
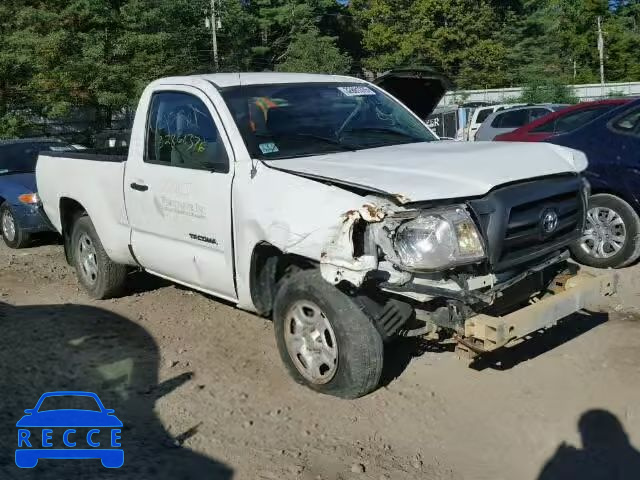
(494, 99, 632, 142)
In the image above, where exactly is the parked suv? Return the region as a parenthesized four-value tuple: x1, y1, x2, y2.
(476, 105, 568, 141)
(467, 104, 523, 141)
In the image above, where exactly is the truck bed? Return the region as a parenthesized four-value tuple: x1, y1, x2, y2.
(36, 149, 134, 265)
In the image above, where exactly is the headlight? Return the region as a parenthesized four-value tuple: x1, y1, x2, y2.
(393, 207, 485, 271)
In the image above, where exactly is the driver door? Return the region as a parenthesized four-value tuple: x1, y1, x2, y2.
(124, 86, 236, 301)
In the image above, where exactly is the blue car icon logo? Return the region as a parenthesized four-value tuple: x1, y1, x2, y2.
(16, 391, 124, 468)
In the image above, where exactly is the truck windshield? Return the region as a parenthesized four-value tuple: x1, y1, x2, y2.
(222, 83, 437, 160)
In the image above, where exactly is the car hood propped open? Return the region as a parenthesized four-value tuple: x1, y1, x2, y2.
(373, 67, 453, 119)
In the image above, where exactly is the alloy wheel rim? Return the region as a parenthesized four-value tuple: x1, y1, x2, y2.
(283, 300, 338, 384)
(580, 206, 626, 259)
(2, 210, 16, 242)
(77, 232, 99, 284)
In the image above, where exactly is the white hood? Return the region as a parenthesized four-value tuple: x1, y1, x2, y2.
(265, 141, 587, 203)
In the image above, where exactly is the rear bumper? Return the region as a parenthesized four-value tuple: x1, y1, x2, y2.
(10, 203, 54, 233)
(461, 270, 617, 352)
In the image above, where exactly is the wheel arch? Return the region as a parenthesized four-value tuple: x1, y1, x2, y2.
(588, 179, 640, 214)
(249, 242, 316, 317)
(59, 197, 88, 264)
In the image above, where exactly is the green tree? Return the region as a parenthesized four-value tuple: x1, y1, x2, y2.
(0, 1, 34, 137)
(0, 0, 210, 135)
(517, 79, 579, 104)
(275, 27, 351, 73)
(216, 0, 260, 71)
(246, 0, 347, 70)
(351, 0, 514, 88)
(508, 0, 640, 85)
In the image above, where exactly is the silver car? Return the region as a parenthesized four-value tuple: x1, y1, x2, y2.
(475, 104, 568, 141)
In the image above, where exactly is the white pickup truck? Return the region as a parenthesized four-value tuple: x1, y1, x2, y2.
(37, 72, 615, 398)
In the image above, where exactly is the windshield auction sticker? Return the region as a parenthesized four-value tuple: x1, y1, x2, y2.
(338, 86, 376, 96)
(259, 142, 279, 154)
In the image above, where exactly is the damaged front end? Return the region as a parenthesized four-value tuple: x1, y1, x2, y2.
(319, 204, 386, 288)
(320, 199, 486, 289)
(320, 198, 488, 293)
(319, 185, 616, 354)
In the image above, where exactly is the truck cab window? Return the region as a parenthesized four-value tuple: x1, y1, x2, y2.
(146, 91, 229, 172)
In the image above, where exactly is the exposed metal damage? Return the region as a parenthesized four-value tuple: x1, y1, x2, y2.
(320, 203, 386, 287)
(318, 197, 618, 356)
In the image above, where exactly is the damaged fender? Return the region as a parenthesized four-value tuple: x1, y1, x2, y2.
(320, 204, 386, 287)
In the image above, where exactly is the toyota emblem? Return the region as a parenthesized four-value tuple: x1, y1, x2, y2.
(541, 209, 559, 235)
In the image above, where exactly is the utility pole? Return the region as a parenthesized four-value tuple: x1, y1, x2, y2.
(210, 0, 219, 71)
(597, 16, 605, 95)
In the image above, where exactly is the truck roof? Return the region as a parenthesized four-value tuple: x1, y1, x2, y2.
(152, 72, 366, 89)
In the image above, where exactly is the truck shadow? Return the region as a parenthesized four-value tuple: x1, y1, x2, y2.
(381, 311, 607, 385)
(124, 270, 172, 295)
(0, 302, 233, 479)
(380, 337, 455, 387)
(26, 232, 63, 248)
(469, 311, 608, 371)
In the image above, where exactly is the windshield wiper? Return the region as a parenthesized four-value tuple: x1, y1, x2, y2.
(291, 133, 358, 150)
(257, 132, 358, 151)
(342, 127, 425, 142)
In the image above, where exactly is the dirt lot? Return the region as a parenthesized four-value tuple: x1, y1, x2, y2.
(1, 241, 640, 480)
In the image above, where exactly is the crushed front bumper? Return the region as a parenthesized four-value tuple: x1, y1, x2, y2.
(459, 270, 618, 353)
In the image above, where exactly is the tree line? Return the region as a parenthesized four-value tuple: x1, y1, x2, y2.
(0, 0, 639, 138)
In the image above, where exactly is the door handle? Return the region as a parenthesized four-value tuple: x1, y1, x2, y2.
(130, 182, 148, 192)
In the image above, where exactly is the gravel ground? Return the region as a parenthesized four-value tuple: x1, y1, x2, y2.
(1, 241, 639, 480)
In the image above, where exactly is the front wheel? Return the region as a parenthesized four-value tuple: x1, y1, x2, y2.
(1, 203, 30, 249)
(273, 270, 384, 399)
(71, 216, 128, 299)
(571, 193, 640, 269)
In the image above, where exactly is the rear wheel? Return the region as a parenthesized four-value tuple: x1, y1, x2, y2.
(273, 270, 384, 398)
(1, 203, 30, 249)
(71, 216, 127, 299)
(571, 193, 640, 269)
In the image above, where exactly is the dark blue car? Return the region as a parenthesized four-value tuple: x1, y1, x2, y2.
(0, 138, 77, 248)
(546, 98, 640, 268)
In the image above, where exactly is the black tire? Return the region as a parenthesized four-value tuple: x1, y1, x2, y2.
(571, 193, 640, 269)
(273, 270, 384, 399)
(1, 202, 31, 249)
(71, 216, 128, 299)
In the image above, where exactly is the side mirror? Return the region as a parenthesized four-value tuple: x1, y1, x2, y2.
(24, 409, 34, 414)
(105, 409, 115, 414)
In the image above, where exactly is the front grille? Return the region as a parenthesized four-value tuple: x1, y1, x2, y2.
(469, 175, 585, 272)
